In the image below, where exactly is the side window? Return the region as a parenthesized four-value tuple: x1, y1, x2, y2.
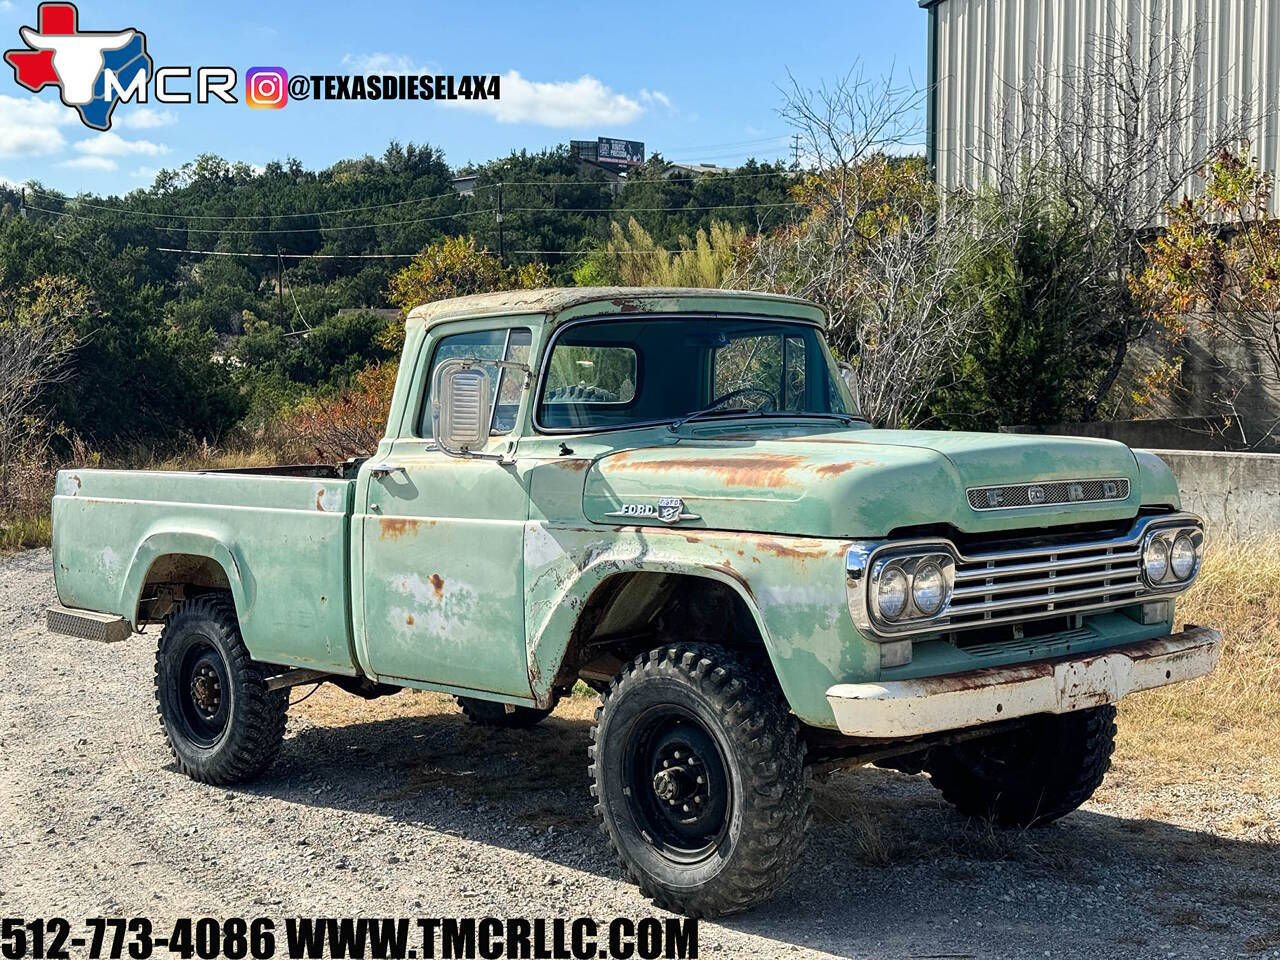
(418, 327, 531, 438)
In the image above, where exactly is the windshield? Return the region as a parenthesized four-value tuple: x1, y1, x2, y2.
(536, 317, 856, 432)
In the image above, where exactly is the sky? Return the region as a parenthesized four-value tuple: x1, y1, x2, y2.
(0, 0, 927, 196)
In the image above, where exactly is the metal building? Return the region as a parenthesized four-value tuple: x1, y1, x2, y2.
(921, 0, 1280, 217)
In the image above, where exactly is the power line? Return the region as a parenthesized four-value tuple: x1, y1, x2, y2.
(25, 185, 477, 220)
(156, 247, 421, 258)
(24, 203, 487, 234)
(24, 168, 797, 223)
(27, 199, 801, 237)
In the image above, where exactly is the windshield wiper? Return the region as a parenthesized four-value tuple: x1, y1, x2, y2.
(668, 405, 755, 431)
(669, 407, 863, 431)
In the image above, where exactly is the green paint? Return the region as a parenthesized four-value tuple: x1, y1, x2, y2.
(52, 288, 1189, 730)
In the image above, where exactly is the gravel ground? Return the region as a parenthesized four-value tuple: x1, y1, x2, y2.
(2, 547, 1277, 959)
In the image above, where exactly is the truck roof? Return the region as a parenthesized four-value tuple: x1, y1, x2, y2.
(404, 286, 827, 330)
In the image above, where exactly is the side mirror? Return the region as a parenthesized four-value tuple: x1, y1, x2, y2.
(431, 357, 492, 457)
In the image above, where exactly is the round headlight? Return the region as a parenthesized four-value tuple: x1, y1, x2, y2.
(1170, 534, 1196, 580)
(876, 566, 909, 620)
(1143, 536, 1170, 583)
(912, 562, 946, 616)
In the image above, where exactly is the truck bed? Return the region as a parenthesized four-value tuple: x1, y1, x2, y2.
(52, 467, 358, 674)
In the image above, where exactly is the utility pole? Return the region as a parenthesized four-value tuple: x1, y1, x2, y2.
(790, 134, 802, 171)
(495, 182, 505, 266)
(276, 248, 284, 328)
(19, 187, 26, 219)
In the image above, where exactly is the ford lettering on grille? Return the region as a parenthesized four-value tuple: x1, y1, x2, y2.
(967, 478, 1129, 511)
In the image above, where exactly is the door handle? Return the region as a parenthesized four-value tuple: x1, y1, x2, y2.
(367, 463, 404, 479)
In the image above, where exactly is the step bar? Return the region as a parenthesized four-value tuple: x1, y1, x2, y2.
(46, 604, 133, 644)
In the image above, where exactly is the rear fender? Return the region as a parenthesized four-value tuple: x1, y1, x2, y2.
(121, 530, 249, 628)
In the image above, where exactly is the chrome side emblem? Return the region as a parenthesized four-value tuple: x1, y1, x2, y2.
(607, 496, 700, 524)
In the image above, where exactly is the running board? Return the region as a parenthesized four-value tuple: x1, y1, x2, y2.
(46, 605, 133, 644)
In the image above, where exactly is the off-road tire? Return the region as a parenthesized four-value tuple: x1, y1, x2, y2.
(589, 644, 811, 918)
(924, 705, 1117, 827)
(457, 696, 555, 729)
(154, 593, 288, 785)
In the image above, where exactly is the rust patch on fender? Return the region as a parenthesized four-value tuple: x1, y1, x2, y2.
(429, 573, 444, 598)
(379, 517, 420, 540)
(315, 489, 327, 511)
(406, 614, 415, 626)
(704, 562, 756, 601)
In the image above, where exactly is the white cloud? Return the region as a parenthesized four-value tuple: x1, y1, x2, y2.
(130, 165, 160, 181)
(117, 107, 177, 130)
(0, 94, 74, 157)
(445, 70, 644, 127)
(61, 155, 117, 171)
(73, 132, 168, 157)
(0, 174, 19, 188)
(341, 52, 438, 75)
(640, 89, 673, 112)
(0, 1, 14, 12)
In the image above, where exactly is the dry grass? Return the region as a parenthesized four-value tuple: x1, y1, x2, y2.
(1115, 536, 1280, 789)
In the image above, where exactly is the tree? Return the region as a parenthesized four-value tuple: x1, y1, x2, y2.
(979, 1, 1254, 417)
(1132, 149, 1280, 446)
(734, 68, 996, 428)
(385, 235, 550, 350)
(0, 275, 84, 510)
(929, 194, 1123, 430)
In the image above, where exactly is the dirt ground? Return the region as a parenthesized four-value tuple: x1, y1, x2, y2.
(2, 547, 1277, 959)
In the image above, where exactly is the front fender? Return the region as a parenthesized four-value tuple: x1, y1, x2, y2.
(523, 524, 875, 726)
(121, 529, 250, 628)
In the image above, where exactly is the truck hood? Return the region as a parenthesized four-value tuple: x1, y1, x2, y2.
(582, 428, 1148, 538)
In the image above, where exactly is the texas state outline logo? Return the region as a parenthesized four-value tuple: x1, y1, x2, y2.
(3, 2, 152, 131)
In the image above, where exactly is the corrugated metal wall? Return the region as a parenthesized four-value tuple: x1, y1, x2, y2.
(928, 0, 1280, 217)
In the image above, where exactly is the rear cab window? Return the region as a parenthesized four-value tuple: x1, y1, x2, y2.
(417, 327, 532, 438)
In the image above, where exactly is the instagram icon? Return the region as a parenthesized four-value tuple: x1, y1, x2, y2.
(245, 67, 288, 109)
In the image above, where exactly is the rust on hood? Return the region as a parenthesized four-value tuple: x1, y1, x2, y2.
(607, 452, 810, 488)
(429, 573, 444, 598)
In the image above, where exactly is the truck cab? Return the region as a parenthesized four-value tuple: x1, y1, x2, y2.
(49, 287, 1221, 917)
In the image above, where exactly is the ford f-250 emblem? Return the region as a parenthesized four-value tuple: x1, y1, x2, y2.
(607, 496, 700, 524)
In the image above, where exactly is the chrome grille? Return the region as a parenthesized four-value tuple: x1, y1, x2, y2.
(949, 539, 1144, 628)
(967, 478, 1129, 511)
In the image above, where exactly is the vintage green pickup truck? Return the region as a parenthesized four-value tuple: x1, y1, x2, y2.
(49, 287, 1220, 916)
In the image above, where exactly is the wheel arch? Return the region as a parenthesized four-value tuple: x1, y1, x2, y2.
(122, 531, 249, 628)
(534, 561, 778, 700)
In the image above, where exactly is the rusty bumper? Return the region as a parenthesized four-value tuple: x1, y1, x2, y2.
(825, 626, 1222, 738)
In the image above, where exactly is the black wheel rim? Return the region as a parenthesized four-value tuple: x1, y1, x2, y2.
(177, 639, 230, 748)
(622, 706, 731, 863)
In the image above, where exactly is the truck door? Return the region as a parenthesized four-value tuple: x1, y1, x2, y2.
(358, 326, 533, 698)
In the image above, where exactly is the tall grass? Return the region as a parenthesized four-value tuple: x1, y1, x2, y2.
(1116, 536, 1280, 784)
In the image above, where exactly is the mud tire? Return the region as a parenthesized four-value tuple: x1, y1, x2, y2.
(589, 643, 811, 917)
(924, 705, 1117, 827)
(154, 593, 288, 785)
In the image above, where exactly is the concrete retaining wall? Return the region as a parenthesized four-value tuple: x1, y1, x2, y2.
(1143, 449, 1280, 540)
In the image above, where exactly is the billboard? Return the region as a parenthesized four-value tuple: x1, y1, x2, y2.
(596, 137, 644, 167)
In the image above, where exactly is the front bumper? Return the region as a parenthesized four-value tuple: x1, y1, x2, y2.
(825, 625, 1221, 738)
